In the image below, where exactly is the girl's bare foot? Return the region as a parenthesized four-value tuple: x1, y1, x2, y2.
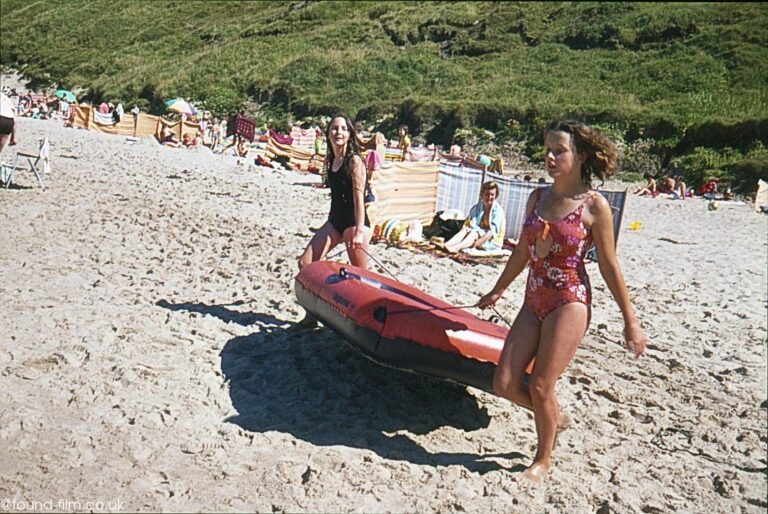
(514, 461, 549, 486)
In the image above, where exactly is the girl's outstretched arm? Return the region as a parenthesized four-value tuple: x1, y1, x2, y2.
(590, 195, 647, 358)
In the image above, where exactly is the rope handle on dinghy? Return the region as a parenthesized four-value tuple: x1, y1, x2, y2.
(322, 246, 512, 327)
(361, 248, 512, 327)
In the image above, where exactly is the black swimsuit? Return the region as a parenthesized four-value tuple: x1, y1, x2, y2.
(327, 156, 370, 234)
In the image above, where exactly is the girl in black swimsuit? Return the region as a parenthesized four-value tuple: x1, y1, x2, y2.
(298, 113, 373, 273)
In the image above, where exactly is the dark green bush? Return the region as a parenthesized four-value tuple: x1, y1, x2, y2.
(668, 147, 735, 188)
(196, 87, 243, 117)
(727, 156, 768, 194)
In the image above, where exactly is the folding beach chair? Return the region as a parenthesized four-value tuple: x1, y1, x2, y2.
(3, 137, 49, 188)
(585, 189, 628, 261)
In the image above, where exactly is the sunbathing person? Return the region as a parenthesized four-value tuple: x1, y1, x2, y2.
(38, 99, 50, 119)
(658, 175, 675, 194)
(159, 126, 181, 148)
(635, 173, 658, 196)
(441, 181, 506, 253)
(671, 175, 687, 200)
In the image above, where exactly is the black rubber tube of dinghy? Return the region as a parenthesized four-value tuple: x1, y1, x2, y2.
(295, 282, 495, 393)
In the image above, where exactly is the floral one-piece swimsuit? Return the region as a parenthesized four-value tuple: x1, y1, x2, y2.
(521, 188, 594, 321)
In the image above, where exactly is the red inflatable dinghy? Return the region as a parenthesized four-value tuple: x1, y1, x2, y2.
(295, 260, 511, 392)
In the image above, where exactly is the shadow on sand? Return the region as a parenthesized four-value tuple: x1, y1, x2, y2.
(0, 180, 36, 190)
(157, 300, 526, 474)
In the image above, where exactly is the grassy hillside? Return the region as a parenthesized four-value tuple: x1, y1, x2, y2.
(2, 1, 767, 189)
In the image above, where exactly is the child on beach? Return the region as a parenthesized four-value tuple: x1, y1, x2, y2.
(477, 120, 647, 485)
(298, 113, 372, 272)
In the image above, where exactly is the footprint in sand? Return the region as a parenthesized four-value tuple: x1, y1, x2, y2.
(60, 344, 91, 367)
(594, 389, 621, 403)
(11, 353, 67, 380)
(180, 439, 225, 455)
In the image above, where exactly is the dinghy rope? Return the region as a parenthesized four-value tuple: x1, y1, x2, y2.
(343, 247, 513, 327)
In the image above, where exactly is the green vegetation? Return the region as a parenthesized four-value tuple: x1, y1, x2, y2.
(2, 1, 767, 191)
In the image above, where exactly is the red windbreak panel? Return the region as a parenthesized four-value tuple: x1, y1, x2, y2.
(295, 261, 508, 364)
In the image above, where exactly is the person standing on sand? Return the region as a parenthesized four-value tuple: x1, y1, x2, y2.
(477, 120, 648, 486)
(298, 113, 372, 273)
(397, 125, 410, 159)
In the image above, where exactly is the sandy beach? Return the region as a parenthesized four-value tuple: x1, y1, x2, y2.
(0, 116, 766, 513)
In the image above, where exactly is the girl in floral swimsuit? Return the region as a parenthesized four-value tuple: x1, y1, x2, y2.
(521, 187, 594, 321)
(478, 120, 648, 486)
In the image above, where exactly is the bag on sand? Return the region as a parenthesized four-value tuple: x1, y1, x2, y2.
(423, 211, 463, 241)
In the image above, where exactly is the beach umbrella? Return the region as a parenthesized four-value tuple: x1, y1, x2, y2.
(165, 98, 196, 116)
(54, 89, 76, 102)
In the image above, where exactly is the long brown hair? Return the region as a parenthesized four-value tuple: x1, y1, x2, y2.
(545, 120, 619, 188)
(326, 113, 361, 169)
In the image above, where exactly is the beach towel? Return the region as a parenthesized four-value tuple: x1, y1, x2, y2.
(357, 132, 386, 151)
(114, 103, 124, 123)
(93, 109, 117, 125)
(404, 146, 440, 162)
(364, 149, 382, 175)
(461, 247, 512, 258)
(264, 135, 323, 171)
(384, 147, 404, 162)
(268, 128, 293, 146)
(227, 114, 255, 142)
(289, 126, 318, 150)
(755, 179, 768, 212)
(389, 240, 510, 267)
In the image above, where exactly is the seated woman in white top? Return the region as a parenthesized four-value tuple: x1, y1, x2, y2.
(442, 181, 506, 253)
